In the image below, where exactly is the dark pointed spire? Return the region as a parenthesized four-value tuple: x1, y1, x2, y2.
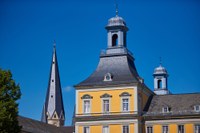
(41, 44, 65, 127)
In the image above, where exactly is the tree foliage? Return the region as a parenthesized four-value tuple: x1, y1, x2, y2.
(0, 68, 21, 133)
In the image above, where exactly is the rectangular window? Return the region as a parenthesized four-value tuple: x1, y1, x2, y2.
(195, 125, 200, 133)
(83, 100, 90, 113)
(103, 126, 109, 133)
(123, 125, 129, 133)
(178, 125, 184, 133)
(103, 99, 109, 113)
(83, 126, 89, 133)
(194, 105, 200, 112)
(162, 126, 168, 133)
(162, 107, 169, 113)
(147, 126, 153, 133)
(122, 98, 129, 111)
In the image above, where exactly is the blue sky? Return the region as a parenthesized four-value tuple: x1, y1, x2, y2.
(1, 0, 200, 126)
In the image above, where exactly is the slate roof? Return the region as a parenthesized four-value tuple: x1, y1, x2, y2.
(75, 113, 138, 122)
(144, 93, 200, 117)
(42, 46, 65, 123)
(75, 51, 141, 88)
(18, 116, 74, 133)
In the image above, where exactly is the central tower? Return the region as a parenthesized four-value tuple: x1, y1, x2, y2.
(106, 13, 128, 48)
(74, 11, 154, 133)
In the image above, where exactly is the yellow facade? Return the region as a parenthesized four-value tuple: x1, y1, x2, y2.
(153, 125, 162, 133)
(78, 88, 135, 115)
(169, 124, 177, 133)
(145, 123, 196, 133)
(185, 124, 194, 133)
(78, 124, 134, 133)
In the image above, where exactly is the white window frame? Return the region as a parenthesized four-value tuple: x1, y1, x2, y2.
(146, 126, 153, 133)
(194, 105, 200, 112)
(122, 125, 129, 133)
(83, 99, 91, 114)
(162, 107, 169, 113)
(83, 126, 90, 133)
(162, 125, 168, 133)
(102, 98, 110, 114)
(178, 125, 184, 133)
(121, 97, 130, 112)
(102, 125, 109, 133)
(194, 124, 200, 133)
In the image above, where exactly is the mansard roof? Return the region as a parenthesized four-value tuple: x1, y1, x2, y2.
(144, 93, 200, 118)
(75, 51, 142, 89)
(19, 116, 74, 133)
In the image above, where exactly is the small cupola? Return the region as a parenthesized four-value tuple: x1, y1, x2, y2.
(154, 65, 168, 75)
(107, 15, 127, 27)
(153, 61, 170, 95)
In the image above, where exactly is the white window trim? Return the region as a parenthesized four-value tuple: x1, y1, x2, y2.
(102, 98, 111, 114)
(162, 107, 169, 113)
(122, 125, 130, 133)
(102, 125, 109, 133)
(104, 73, 112, 81)
(194, 124, 200, 133)
(82, 99, 91, 115)
(177, 125, 185, 133)
(146, 126, 153, 133)
(162, 125, 169, 133)
(121, 97, 130, 113)
(194, 105, 200, 112)
(83, 126, 90, 133)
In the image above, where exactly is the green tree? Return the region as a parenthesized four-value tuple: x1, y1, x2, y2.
(0, 68, 21, 133)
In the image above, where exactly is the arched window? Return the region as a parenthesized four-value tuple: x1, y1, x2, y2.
(112, 34, 118, 46)
(158, 80, 162, 88)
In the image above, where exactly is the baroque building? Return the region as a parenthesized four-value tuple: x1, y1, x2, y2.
(74, 12, 153, 133)
(73, 12, 200, 133)
(18, 9, 200, 133)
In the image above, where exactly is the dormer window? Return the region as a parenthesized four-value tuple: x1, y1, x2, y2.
(194, 105, 200, 112)
(162, 106, 169, 113)
(104, 73, 113, 81)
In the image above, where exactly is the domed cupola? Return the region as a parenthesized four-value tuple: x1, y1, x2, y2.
(107, 15, 127, 27)
(153, 63, 170, 95)
(154, 65, 168, 75)
(105, 9, 129, 51)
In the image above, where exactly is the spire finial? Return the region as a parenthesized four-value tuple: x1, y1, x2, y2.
(53, 40, 56, 48)
(115, 0, 118, 16)
(159, 57, 162, 66)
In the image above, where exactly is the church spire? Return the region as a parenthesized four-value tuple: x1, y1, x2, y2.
(41, 44, 65, 127)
